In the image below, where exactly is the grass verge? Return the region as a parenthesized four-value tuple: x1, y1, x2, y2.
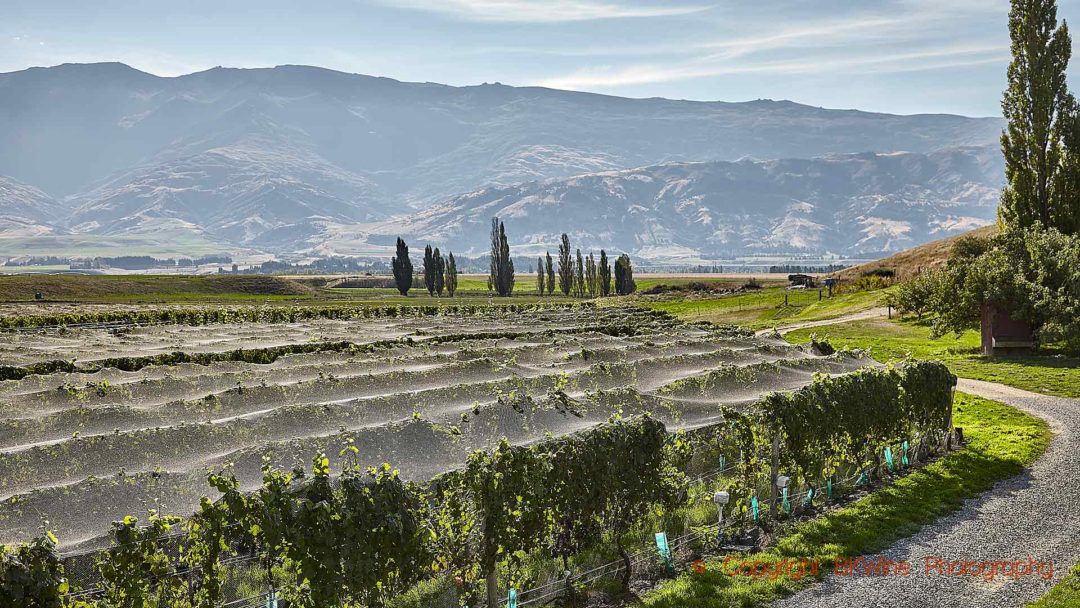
(1029, 562, 1080, 607)
(644, 287, 889, 330)
(785, 318, 1080, 400)
(642, 392, 1051, 607)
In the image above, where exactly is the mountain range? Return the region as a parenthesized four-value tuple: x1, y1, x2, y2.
(0, 62, 1007, 261)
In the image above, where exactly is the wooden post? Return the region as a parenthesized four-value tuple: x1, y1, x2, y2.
(770, 433, 780, 518)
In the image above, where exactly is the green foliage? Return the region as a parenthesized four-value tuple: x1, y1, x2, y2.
(1000, 0, 1079, 234)
(922, 225, 1080, 353)
(756, 362, 955, 485)
(536, 257, 545, 296)
(445, 252, 458, 297)
(544, 252, 555, 296)
(0, 533, 67, 608)
(424, 246, 436, 297)
(97, 513, 185, 608)
(392, 238, 414, 296)
(558, 235, 573, 296)
(598, 250, 611, 297)
(614, 254, 636, 296)
(489, 218, 515, 297)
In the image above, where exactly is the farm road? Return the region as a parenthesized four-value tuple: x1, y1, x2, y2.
(754, 307, 889, 337)
(764, 309, 1080, 606)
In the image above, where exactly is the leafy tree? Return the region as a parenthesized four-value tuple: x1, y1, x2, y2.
(598, 250, 611, 297)
(923, 225, 1080, 354)
(489, 218, 515, 297)
(423, 245, 436, 296)
(433, 247, 445, 296)
(585, 253, 598, 297)
(889, 268, 943, 319)
(614, 254, 636, 295)
(1000, 0, 1078, 233)
(537, 257, 545, 295)
(574, 249, 585, 297)
(558, 234, 573, 296)
(391, 238, 413, 296)
(445, 252, 458, 297)
(545, 251, 555, 296)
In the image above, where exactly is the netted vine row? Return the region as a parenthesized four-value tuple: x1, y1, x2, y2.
(0, 302, 598, 331)
(0, 312, 681, 382)
(1, 361, 955, 608)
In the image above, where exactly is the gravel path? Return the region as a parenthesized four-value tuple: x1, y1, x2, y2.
(774, 378, 1080, 608)
(754, 307, 889, 337)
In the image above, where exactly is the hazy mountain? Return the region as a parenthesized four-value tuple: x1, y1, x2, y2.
(0, 62, 1007, 257)
(0, 175, 62, 237)
(369, 146, 1004, 260)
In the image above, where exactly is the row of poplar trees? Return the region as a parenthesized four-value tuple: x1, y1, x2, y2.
(391, 238, 459, 297)
(536, 233, 635, 297)
(390, 218, 635, 297)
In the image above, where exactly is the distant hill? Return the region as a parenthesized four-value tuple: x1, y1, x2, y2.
(0, 62, 1006, 257)
(370, 147, 1003, 260)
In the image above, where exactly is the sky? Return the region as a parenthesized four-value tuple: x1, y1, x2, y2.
(2, 0, 1079, 117)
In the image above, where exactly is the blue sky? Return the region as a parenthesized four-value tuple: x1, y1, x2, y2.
(2, 0, 1078, 116)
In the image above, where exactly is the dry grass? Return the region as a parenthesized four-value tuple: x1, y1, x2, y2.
(836, 224, 998, 282)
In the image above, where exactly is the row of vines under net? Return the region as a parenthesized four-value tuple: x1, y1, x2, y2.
(0, 302, 594, 331)
(0, 360, 957, 608)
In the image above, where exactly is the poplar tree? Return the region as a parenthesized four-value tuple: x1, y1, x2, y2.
(614, 254, 636, 296)
(537, 257, 545, 295)
(489, 218, 514, 296)
(598, 250, 611, 297)
(545, 251, 555, 296)
(392, 238, 413, 296)
(586, 253, 598, 297)
(574, 249, 585, 298)
(1000, 0, 1077, 232)
(445, 252, 458, 297)
(433, 247, 445, 296)
(423, 245, 436, 296)
(558, 234, 573, 296)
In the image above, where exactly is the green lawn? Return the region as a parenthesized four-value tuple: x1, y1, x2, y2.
(644, 287, 890, 330)
(785, 319, 1080, 400)
(1030, 562, 1080, 607)
(644, 393, 1052, 607)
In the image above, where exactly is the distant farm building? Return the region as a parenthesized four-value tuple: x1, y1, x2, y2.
(787, 274, 816, 288)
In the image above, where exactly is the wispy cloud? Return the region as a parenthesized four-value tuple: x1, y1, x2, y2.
(533, 2, 1010, 92)
(538, 43, 1008, 89)
(382, 0, 708, 23)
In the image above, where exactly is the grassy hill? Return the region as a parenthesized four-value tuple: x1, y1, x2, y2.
(837, 224, 998, 281)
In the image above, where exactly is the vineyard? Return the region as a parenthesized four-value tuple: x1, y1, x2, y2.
(0, 304, 957, 607)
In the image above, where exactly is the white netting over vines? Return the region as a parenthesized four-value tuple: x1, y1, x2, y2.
(0, 305, 874, 551)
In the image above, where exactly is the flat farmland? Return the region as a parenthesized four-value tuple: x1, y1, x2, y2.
(0, 305, 873, 552)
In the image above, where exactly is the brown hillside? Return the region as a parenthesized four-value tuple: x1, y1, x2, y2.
(837, 224, 998, 281)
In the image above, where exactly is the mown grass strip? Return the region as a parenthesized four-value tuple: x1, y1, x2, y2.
(785, 318, 1080, 400)
(643, 392, 1051, 607)
(1029, 562, 1080, 607)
